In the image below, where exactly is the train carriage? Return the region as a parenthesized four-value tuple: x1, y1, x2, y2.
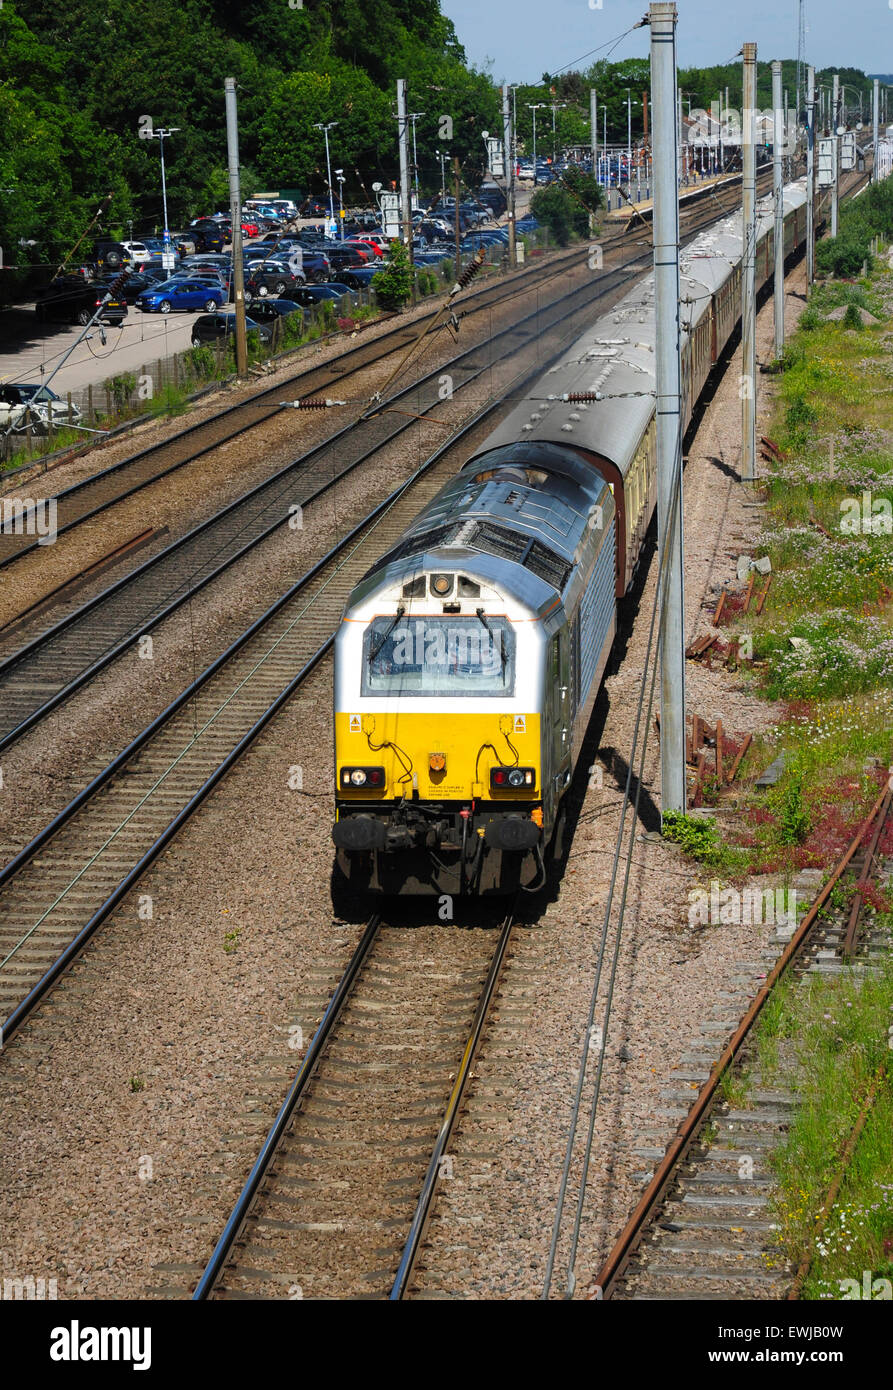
(331, 180, 814, 897)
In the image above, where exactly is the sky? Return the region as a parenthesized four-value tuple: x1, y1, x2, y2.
(440, 0, 890, 84)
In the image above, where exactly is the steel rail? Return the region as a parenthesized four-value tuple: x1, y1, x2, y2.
(0, 245, 594, 570)
(0, 183, 787, 1044)
(192, 914, 382, 1300)
(0, 314, 589, 1037)
(389, 910, 515, 1300)
(0, 170, 768, 573)
(591, 783, 890, 1299)
(0, 242, 655, 755)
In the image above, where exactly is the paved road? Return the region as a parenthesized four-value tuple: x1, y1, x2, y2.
(0, 303, 205, 400)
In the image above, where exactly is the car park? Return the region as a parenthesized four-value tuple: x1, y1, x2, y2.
(135, 278, 226, 313)
(190, 311, 274, 347)
(326, 246, 373, 271)
(95, 272, 162, 305)
(35, 276, 128, 325)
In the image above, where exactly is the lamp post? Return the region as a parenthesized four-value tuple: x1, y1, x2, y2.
(145, 127, 180, 245)
(550, 101, 566, 161)
(509, 85, 520, 170)
(527, 103, 546, 176)
(335, 168, 345, 240)
(626, 92, 640, 181)
(313, 121, 338, 236)
(409, 111, 425, 204)
(435, 148, 449, 203)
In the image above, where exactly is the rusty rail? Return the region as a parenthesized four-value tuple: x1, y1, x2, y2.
(591, 783, 890, 1299)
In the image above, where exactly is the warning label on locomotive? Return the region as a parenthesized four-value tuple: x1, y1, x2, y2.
(349, 714, 361, 732)
(513, 715, 527, 733)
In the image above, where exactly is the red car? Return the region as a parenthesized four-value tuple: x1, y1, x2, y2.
(241, 219, 260, 239)
(340, 241, 379, 263)
(347, 237, 383, 259)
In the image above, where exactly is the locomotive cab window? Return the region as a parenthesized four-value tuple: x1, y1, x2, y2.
(362, 615, 515, 696)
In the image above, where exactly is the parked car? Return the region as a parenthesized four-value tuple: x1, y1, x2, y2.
(329, 267, 377, 290)
(95, 272, 162, 305)
(181, 253, 232, 270)
(244, 298, 303, 323)
(35, 276, 128, 325)
(353, 233, 390, 255)
(326, 246, 372, 271)
(0, 382, 82, 434)
(189, 222, 227, 253)
(190, 312, 274, 346)
(135, 279, 227, 313)
(92, 240, 130, 272)
(292, 284, 357, 308)
(244, 260, 306, 297)
(476, 182, 507, 215)
(169, 232, 197, 257)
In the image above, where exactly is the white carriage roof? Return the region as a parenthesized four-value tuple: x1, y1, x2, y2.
(479, 180, 807, 479)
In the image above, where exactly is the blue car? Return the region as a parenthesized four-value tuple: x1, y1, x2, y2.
(135, 279, 227, 314)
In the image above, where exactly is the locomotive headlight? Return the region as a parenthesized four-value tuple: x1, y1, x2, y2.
(490, 766, 536, 791)
(430, 573, 453, 597)
(340, 766, 386, 789)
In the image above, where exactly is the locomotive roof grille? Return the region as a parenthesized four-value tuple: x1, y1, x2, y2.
(363, 519, 573, 593)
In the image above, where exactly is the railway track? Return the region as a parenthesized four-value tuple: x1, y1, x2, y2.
(0, 169, 770, 582)
(0, 248, 592, 574)
(593, 789, 893, 1302)
(0, 176, 779, 759)
(0, 241, 661, 755)
(0, 266, 632, 1041)
(0, 174, 795, 1056)
(190, 910, 514, 1300)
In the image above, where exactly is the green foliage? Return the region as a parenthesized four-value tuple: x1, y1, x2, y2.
(784, 393, 818, 447)
(529, 186, 586, 246)
(843, 301, 864, 331)
(105, 371, 136, 410)
(772, 772, 811, 846)
(661, 811, 720, 862)
(182, 344, 217, 380)
(371, 240, 413, 309)
(816, 231, 870, 278)
(0, 0, 497, 293)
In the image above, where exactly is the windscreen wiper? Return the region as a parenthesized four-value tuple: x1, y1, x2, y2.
(476, 607, 506, 671)
(368, 605, 407, 664)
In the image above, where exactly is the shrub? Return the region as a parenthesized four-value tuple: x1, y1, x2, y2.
(371, 240, 413, 309)
(843, 301, 863, 331)
(105, 371, 136, 411)
(182, 345, 216, 380)
(661, 811, 720, 862)
(816, 229, 869, 278)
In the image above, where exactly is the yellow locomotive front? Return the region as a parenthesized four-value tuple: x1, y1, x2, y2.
(332, 556, 557, 897)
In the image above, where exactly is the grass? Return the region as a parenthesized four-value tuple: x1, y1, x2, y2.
(686, 251, 893, 884)
(752, 961, 893, 1299)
